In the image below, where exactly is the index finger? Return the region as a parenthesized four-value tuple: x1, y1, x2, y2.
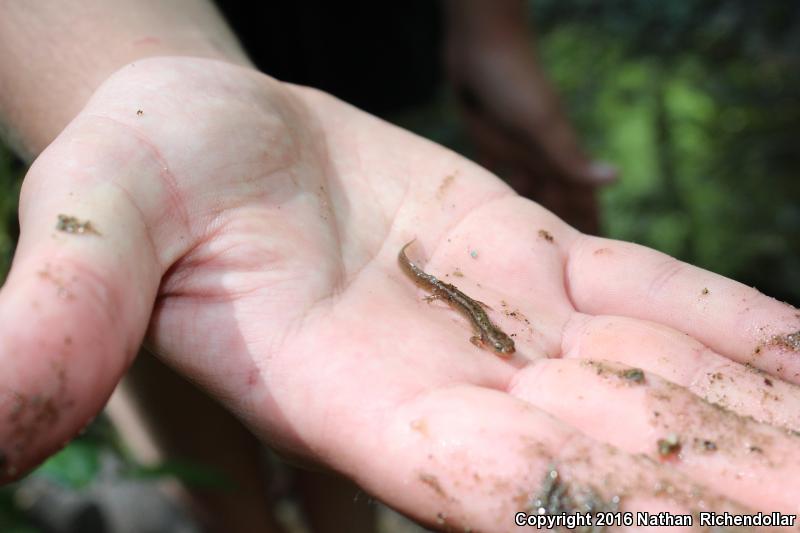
(566, 236, 800, 382)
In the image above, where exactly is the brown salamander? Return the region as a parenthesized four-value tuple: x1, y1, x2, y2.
(398, 240, 515, 356)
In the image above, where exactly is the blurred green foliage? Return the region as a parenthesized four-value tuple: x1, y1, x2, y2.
(0, 144, 21, 279)
(532, 0, 800, 304)
(36, 441, 102, 490)
(0, 416, 112, 532)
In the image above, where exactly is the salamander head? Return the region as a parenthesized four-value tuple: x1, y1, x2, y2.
(488, 332, 515, 356)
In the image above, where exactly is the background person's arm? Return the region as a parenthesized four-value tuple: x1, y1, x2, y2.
(0, 0, 251, 157)
(443, 0, 616, 234)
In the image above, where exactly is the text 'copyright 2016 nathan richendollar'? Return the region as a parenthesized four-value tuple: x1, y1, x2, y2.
(514, 511, 798, 529)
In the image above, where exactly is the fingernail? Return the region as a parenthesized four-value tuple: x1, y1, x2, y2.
(589, 161, 618, 183)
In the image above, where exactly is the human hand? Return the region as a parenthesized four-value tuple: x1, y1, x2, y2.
(4, 57, 800, 531)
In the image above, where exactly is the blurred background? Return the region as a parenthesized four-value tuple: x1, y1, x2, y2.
(1, 0, 798, 531)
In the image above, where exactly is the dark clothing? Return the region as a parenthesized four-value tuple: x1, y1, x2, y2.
(215, 1, 443, 115)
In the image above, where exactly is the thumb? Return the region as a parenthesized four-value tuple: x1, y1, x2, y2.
(0, 116, 166, 480)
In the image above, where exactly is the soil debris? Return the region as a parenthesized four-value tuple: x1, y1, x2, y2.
(657, 433, 681, 458)
(527, 467, 614, 532)
(419, 473, 447, 498)
(56, 214, 100, 235)
(621, 368, 646, 384)
(768, 330, 800, 352)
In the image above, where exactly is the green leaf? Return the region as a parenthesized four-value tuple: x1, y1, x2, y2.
(35, 441, 101, 489)
(129, 460, 233, 490)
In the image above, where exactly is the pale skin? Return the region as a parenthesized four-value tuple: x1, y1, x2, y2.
(2, 2, 800, 532)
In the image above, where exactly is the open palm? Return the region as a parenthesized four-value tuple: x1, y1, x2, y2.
(5, 58, 800, 531)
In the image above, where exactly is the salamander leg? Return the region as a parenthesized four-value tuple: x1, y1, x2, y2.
(474, 299, 493, 311)
(470, 336, 485, 349)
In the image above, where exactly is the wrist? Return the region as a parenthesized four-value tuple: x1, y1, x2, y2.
(0, 1, 253, 157)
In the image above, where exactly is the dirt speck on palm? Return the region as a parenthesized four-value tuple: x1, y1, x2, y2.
(56, 214, 100, 235)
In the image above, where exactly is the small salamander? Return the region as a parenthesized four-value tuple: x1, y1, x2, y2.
(398, 240, 515, 356)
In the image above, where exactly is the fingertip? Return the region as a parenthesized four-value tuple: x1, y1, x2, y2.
(0, 222, 156, 479)
(586, 161, 618, 185)
(0, 261, 130, 475)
